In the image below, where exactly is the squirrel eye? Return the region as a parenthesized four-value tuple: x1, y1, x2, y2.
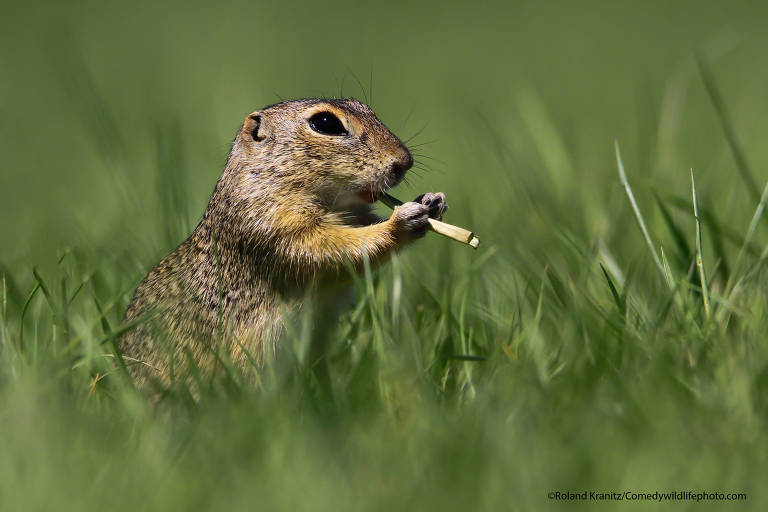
(308, 112, 348, 136)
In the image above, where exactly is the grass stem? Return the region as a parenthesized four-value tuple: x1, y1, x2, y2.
(690, 169, 710, 319)
(615, 140, 669, 288)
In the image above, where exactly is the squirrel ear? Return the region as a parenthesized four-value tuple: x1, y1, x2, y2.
(243, 112, 265, 142)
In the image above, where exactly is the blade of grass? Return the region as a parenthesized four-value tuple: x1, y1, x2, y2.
(726, 178, 768, 298)
(725, 241, 768, 310)
(18, 281, 41, 356)
(615, 139, 668, 287)
(660, 247, 676, 290)
(92, 291, 133, 385)
(599, 263, 625, 317)
(690, 169, 710, 319)
(695, 53, 760, 202)
(707, 216, 730, 285)
(652, 189, 691, 269)
(68, 272, 94, 305)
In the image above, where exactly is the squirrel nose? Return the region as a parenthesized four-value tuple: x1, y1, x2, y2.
(390, 147, 413, 178)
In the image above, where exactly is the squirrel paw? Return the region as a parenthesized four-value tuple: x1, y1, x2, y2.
(391, 202, 430, 241)
(414, 192, 448, 221)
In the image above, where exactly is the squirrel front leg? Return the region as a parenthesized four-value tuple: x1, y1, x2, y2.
(277, 196, 446, 277)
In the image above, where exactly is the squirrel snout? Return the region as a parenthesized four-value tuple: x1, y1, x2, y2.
(390, 148, 413, 179)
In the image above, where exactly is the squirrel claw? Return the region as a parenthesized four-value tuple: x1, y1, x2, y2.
(414, 192, 448, 221)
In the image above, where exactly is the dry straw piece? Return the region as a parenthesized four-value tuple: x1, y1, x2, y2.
(378, 192, 480, 249)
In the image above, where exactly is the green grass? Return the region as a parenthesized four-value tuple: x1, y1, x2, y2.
(3, 0, 768, 510)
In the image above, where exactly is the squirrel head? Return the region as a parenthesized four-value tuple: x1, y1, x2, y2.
(230, 98, 413, 207)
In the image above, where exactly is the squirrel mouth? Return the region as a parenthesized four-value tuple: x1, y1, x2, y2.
(355, 175, 400, 204)
(356, 191, 377, 204)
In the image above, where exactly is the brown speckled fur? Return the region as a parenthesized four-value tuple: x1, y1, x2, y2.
(120, 98, 446, 387)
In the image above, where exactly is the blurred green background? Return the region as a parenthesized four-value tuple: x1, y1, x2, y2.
(2, 0, 768, 510)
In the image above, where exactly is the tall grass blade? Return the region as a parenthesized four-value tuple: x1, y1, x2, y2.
(615, 139, 668, 286)
(664, 194, 761, 256)
(726, 178, 768, 298)
(599, 263, 625, 316)
(652, 189, 691, 269)
(696, 53, 760, 202)
(659, 246, 675, 291)
(18, 282, 40, 356)
(690, 169, 710, 318)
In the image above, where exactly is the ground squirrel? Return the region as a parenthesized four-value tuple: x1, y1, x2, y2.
(120, 98, 447, 387)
